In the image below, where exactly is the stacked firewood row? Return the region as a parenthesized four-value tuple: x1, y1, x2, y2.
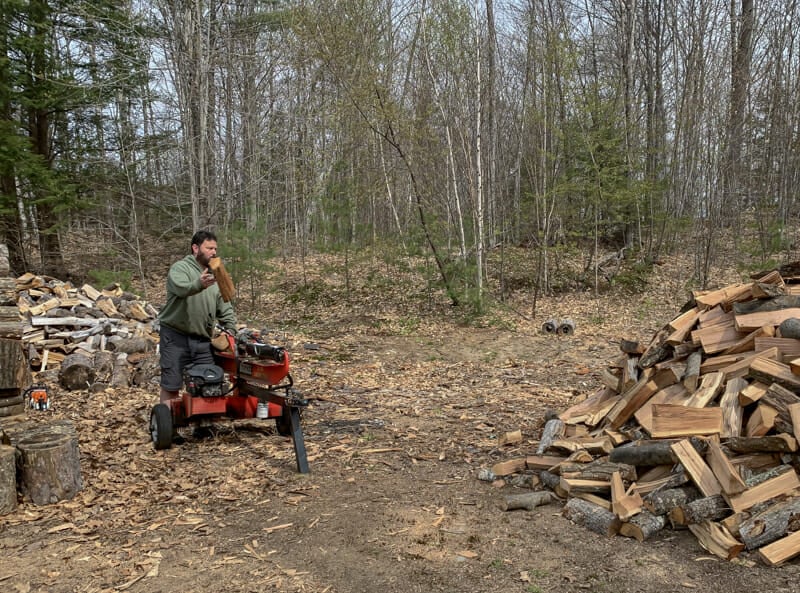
(492, 267, 800, 566)
(13, 273, 160, 391)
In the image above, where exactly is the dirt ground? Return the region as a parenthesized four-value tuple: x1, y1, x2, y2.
(3, 254, 800, 593)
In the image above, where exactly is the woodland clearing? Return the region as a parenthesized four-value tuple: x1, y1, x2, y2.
(2, 249, 800, 593)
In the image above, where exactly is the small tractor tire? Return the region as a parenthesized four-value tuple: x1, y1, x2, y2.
(150, 403, 173, 450)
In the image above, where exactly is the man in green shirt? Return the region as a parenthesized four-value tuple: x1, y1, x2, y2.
(158, 230, 237, 404)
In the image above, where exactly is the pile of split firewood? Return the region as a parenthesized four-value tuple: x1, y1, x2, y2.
(491, 265, 800, 566)
(11, 272, 160, 391)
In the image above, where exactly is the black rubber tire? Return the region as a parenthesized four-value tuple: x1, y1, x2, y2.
(150, 404, 173, 450)
(275, 408, 293, 437)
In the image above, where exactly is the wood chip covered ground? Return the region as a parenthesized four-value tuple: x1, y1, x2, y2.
(3, 252, 800, 593)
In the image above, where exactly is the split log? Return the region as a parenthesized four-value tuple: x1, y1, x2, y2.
(536, 418, 565, 454)
(688, 521, 744, 560)
(639, 326, 672, 369)
(643, 485, 702, 516)
(726, 469, 800, 514)
(110, 352, 130, 388)
(738, 496, 800, 550)
(209, 257, 235, 302)
(501, 491, 554, 511)
(668, 495, 730, 526)
(563, 497, 621, 537)
(761, 383, 800, 428)
(619, 511, 666, 542)
(683, 351, 702, 391)
(0, 444, 16, 514)
(58, 352, 96, 390)
(17, 427, 82, 505)
(719, 377, 746, 438)
(757, 530, 800, 566)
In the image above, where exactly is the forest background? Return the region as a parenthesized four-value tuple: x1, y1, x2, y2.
(0, 0, 797, 313)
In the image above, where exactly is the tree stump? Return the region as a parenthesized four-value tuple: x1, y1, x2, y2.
(0, 444, 16, 514)
(17, 427, 82, 505)
(59, 352, 96, 390)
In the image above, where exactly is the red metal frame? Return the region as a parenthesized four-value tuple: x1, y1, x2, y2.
(168, 334, 292, 425)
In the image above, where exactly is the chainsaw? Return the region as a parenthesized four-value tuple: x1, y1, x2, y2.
(149, 328, 310, 473)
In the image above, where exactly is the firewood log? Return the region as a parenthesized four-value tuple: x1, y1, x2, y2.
(209, 257, 235, 302)
(668, 494, 730, 526)
(643, 485, 702, 516)
(0, 444, 16, 515)
(541, 318, 558, 334)
(536, 418, 565, 454)
(501, 491, 554, 511)
(58, 352, 96, 390)
(738, 496, 800, 550)
(563, 497, 621, 537)
(619, 511, 666, 541)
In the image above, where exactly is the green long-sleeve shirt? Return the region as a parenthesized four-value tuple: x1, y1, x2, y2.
(158, 254, 236, 338)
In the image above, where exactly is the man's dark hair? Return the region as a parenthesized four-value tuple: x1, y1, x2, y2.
(191, 230, 217, 250)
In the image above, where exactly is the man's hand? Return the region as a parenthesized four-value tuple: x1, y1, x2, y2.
(200, 269, 217, 289)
